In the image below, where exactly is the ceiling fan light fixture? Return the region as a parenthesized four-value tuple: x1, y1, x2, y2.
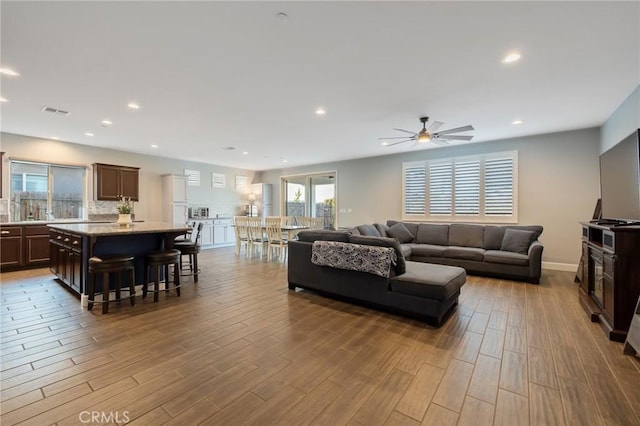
(417, 132, 431, 142)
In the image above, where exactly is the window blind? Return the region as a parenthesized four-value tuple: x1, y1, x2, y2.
(403, 164, 426, 215)
(485, 157, 514, 216)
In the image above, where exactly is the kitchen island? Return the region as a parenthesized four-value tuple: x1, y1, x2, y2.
(48, 222, 189, 303)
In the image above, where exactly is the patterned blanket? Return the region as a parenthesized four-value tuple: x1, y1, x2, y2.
(311, 240, 397, 278)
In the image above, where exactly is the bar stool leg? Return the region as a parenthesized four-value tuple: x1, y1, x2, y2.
(102, 271, 110, 314)
(153, 265, 160, 303)
(88, 271, 95, 311)
(128, 268, 136, 306)
(174, 261, 181, 296)
(193, 254, 199, 283)
(142, 264, 149, 299)
(115, 271, 122, 304)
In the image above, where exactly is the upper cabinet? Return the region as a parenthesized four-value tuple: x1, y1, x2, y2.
(93, 163, 140, 201)
(162, 174, 187, 203)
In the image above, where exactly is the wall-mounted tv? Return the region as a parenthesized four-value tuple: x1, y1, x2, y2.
(599, 129, 640, 223)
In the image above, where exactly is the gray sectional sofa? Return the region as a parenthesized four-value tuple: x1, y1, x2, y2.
(350, 221, 544, 284)
(288, 231, 467, 326)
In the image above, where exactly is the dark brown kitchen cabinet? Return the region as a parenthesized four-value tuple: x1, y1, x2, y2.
(93, 163, 140, 201)
(1, 224, 52, 271)
(49, 229, 82, 293)
(1, 152, 4, 198)
(1, 226, 23, 268)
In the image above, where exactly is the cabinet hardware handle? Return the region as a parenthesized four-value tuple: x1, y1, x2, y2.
(57, 236, 63, 239)
(1, 231, 10, 234)
(64, 238, 70, 242)
(72, 241, 79, 245)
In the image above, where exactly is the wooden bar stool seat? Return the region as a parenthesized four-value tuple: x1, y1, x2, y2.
(143, 249, 181, 302)
(88, 254, 136, 314)
(174, 222, 203, 282)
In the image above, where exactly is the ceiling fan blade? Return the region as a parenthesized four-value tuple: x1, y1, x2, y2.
(377, 136, 417, 140)
(428, 121, 445, 133)
(393, 128, 418, 136)
(435, 125, 474, 135)
(385, 139, 414, 146)
(435, 135, 474, 141)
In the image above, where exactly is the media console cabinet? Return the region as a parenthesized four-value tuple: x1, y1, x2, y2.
(578, 222, 640, 342)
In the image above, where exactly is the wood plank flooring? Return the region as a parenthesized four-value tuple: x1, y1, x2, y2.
(1, 247, 639, 425)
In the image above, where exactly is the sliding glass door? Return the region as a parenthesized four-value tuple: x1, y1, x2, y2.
(282, 171, 336, 228)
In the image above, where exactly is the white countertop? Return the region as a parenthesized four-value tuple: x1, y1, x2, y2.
(47, 221, 189, 236)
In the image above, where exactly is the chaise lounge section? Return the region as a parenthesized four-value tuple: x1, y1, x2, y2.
(288, 231, 466, 326)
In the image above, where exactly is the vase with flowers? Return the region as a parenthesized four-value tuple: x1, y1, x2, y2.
(116, 196, 133, 226)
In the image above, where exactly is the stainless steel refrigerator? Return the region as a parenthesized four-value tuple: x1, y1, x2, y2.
(250, 183, 272, 217)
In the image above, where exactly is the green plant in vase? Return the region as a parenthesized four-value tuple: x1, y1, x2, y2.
(116, 196, 133, 225)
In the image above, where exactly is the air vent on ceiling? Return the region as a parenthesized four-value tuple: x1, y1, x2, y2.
(41, 106, 70, 116)
(222, 146, 236, 151)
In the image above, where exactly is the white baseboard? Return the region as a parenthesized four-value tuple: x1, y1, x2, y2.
(542, 262, 578, 272)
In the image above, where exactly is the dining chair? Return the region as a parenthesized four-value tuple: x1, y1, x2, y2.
(265, 216, 288, 262)
(247, 217, 267, 257)
(283, 216, 300, 240)
(233, 216, 250, 256)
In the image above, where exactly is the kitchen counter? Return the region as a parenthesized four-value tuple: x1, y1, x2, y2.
(47, 221, 187, 236)
(4, 219, 145, 225)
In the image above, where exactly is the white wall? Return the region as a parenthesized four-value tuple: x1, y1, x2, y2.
(0, 132, 255, 220)
(600, 85, 640, 153)
(258, 128, 601, 266)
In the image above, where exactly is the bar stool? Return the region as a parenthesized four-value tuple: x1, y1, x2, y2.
(143, 249, 181, 302)
(174, 222, 203, 282)
(87, 255, 136, 314)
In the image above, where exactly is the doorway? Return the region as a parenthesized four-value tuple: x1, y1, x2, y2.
(282, 171, 337, 229)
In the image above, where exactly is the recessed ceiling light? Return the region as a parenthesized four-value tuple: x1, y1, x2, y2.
(512, 119, 523, 125)
(381, 142, 389, 146)
(315, 108, 326, 115)
(0, 67, 20, 76)
(51, 136, 59, 140)
(85, 132, 94, 137)
(101, 119, 112, 126)
(502, 52, 521, 64)
(150, 144, 158, 148)
(242, 151, 249, 155)
(0, 97, 7, 102)
(127, 102, 140, 109)
(282, 159, 288, 163)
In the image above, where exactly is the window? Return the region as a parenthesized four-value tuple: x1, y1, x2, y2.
(403, 151, 517, 222)
(184, 169, 201, 186)
(10, 161, 86, 221)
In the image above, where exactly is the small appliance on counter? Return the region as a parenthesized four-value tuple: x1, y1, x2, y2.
(189, 207, 210, 218)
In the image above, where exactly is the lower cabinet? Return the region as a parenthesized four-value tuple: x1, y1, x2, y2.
(1, 225, 50, 270)
(213, 219, 234, 247)
(49, 230, 82, 293)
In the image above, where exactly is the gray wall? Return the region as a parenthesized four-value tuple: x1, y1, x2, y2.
(0, 132, 255, 220)
(258, 128, 601, 267)
(600, 85, 640, 153)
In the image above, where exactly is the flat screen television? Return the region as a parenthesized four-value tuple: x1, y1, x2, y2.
(599, 129, 640, 223)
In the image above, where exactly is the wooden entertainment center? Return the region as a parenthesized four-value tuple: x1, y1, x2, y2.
(578, 222, 640, 342)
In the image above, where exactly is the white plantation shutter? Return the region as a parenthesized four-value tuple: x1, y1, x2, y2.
(485, 157, 514, 215)
(403, 164, 426, 215)
(184, 169, 200, 187)
(454, 160, 480, 215)
(402, 151, 517, 222)
(429, 163, 452, 215)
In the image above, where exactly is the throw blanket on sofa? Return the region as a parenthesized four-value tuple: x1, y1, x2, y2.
(311, 241, 397, 278)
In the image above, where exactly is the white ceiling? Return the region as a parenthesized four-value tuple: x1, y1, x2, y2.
(1, 1, 638, 171)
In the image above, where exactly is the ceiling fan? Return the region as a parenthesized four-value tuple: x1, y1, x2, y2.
(379, 116, 474, 147)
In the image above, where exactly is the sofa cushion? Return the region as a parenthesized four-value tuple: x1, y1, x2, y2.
(484, 226, 506, 250)
(349, 235, 406, 275)
(357, 224, 381, 237)
(449, 224, 485, 248)
(416, 224, 449, 246)
(387, 220, 419, 239)
(311, 241, 396, 278)
(501, 229, 535, 255)
(410, 244, 447, 258)
(443, 246, 485, 261)
(484, 250, 529, 266)
(391, 262, 466, 301)
(348, 227, 361, 235)
(374, 223, 390, 237)
(400, 244, 413, 258)
(298, 230, 351, 243)
(386, 222, 415, 243)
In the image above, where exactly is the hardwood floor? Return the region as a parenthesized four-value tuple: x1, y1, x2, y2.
(1, 248, 639, 425)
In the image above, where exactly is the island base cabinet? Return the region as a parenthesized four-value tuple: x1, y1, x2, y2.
(50, 230, 83, 294)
